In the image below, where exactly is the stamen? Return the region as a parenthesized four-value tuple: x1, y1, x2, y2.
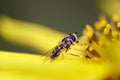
(78, 15, 120, 61)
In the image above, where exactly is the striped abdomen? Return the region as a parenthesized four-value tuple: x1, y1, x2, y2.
(50, 46, 62, 58)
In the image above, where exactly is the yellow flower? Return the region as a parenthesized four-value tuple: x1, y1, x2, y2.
(99, 0, 120, 17)
(0, 15, 120, 80)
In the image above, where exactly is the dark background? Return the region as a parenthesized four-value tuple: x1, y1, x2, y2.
(0, 0, 99, 54)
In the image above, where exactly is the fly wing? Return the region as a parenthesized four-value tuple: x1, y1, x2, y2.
(41, 34, 67, 63)
(42, 40, 61, 56)
(42, 48, 54, 57)
(41, 45, 59, 63)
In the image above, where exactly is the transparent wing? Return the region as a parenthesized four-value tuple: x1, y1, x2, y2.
(41, 44, 60, 63)
(42, 40, 61, 56)
(41, 48, 54, 63)
(41, 34, 68, 63)
(42, 48, 54, 57)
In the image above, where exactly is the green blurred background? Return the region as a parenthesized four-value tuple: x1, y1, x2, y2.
(0, 0, 99, 54)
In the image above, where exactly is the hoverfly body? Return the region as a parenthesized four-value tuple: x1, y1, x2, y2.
(46, 32, 79, 60)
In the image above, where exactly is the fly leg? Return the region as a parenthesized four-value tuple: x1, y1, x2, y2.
(65, 45, 80, 57)
(67, 53, 79, 57)
(65, 45, 81, 53)
(65, 45, 70, 53)
(61, 52, 64, 60)
(65, 46, 79, 56)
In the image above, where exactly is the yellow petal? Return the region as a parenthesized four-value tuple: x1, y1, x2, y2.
(0, 15, 65, 53)
(99, 0, 120, 16)
(0, 51, 114, 80)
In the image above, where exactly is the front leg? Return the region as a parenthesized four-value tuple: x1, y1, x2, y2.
(65, 46, 70, 53)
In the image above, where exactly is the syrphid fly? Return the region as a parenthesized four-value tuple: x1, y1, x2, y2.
(47, 32, 79, 60)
